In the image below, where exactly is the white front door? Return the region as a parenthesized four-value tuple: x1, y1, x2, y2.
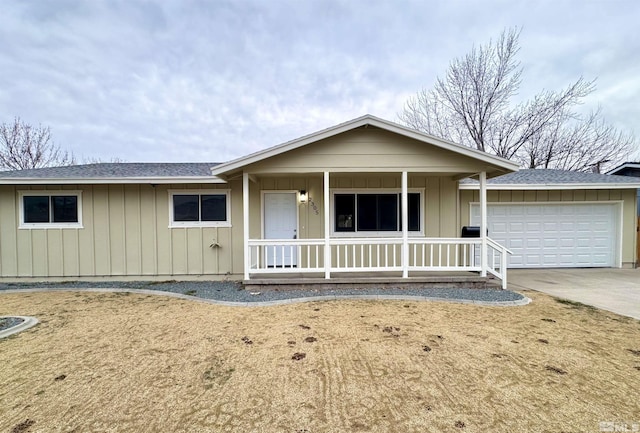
(264, 192, 298, 267)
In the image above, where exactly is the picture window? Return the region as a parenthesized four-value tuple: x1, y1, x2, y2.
(334, 191, 421, 234)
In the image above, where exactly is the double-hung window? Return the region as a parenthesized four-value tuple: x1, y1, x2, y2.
(333, 190, 422, 235)
(19, 191, 82, 228)
(169, 190, 231, 227)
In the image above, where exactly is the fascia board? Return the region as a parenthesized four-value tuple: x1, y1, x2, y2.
(0, 176, 227, 185)
(607, 163, 640, 174)
(458, 182, 640, 190)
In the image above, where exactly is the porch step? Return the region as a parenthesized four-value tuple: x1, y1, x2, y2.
(244, 275, 501, 291)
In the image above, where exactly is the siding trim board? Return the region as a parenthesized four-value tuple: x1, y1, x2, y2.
(460, 183, 639, 190)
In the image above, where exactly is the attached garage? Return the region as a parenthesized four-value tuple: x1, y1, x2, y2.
(470, 202, 620, 268)
(460, 169, 640, 269)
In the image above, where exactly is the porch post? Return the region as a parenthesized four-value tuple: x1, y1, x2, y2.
(323, 171, 331, 279)
(243, 172, 250, 281)
(479, 171, 487, 277)
(401, 171, 409, 278)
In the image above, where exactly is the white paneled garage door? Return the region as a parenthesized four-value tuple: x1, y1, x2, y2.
(471, 203, 619, 268)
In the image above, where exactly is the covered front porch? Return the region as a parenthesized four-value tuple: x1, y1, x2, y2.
(209, 115, 519, 289)
(242, 171, 511, 289)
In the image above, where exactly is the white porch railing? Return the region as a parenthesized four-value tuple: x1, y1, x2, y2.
(331, 238, 403, 272)
(486, 238, 512, 289)
(407, 238, 480, 271)
(247, 239, 325, 273)
(248, 237, 512, 288)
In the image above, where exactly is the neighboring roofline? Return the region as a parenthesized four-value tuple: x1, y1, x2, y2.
(459, 182, 640, 191)
(607, 162, 640, 175)
(0, 176, 227, 185)
(210, 114, 520, 176)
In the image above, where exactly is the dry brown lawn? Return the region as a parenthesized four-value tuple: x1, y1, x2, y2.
(1, 289, 639, 433)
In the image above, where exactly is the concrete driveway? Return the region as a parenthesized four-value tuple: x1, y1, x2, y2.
(508, 268, 640, 320)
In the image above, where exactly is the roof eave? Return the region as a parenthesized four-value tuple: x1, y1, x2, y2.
(607, 162, 640, 175)
(459, 182, 640, 190)
(0, 176, 226, 185)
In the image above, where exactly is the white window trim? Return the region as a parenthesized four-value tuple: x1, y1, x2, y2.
(18, 190, 83, 229)
(168, 189, 231, 228)
(330, 188, 425, 237)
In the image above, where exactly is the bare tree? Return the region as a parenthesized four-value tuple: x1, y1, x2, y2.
(520, 108, 635, 172)
(81, 156, 126, 164)
(399, 28, 634, 172)
(0, 118, 75, 170)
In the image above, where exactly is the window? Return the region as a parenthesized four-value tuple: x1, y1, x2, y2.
(19, 191, 82, 228)
(357, 194, 398, 231)
(335, 194, 355, 231)
(333, 191, 422, 235)
(169, 190, 230, 227)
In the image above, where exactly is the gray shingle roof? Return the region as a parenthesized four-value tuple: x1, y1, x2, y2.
(2, 165, 639, 187)
(0, 163, 220, 179)
(461, 169, 640, 185)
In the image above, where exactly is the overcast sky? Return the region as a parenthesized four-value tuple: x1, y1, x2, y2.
(1, 0, 639, 164)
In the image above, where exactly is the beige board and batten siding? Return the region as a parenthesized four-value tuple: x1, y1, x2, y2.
(239, 126, 474, 241)
(240, 127, 501, 175)
(459, 188, 638, 267)
(0, 174, 460, 279)
(246, 174, 460, 271)
(248, 174, 459, 241)
(0, 126, 501, 279)
(0, 182, 244, 279)
(238, 125, 477, 243)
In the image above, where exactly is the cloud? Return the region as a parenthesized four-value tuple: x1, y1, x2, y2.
(1, 0, 638, 163)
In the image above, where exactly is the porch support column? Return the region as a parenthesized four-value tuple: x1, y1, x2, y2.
(479, 171, 488, 277)
(401, 171, 409, 278)
(243, 172, 250, 281)
(323, 171, 331, 279)
(322, 171, 331, 279)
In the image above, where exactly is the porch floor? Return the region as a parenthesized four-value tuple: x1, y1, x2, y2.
(244, 271, 501, 291)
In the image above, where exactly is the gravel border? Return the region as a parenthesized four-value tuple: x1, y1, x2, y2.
(0, 316, 39, 339)
(0, 280, 530, 306)
(0, 316, 24, 331)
